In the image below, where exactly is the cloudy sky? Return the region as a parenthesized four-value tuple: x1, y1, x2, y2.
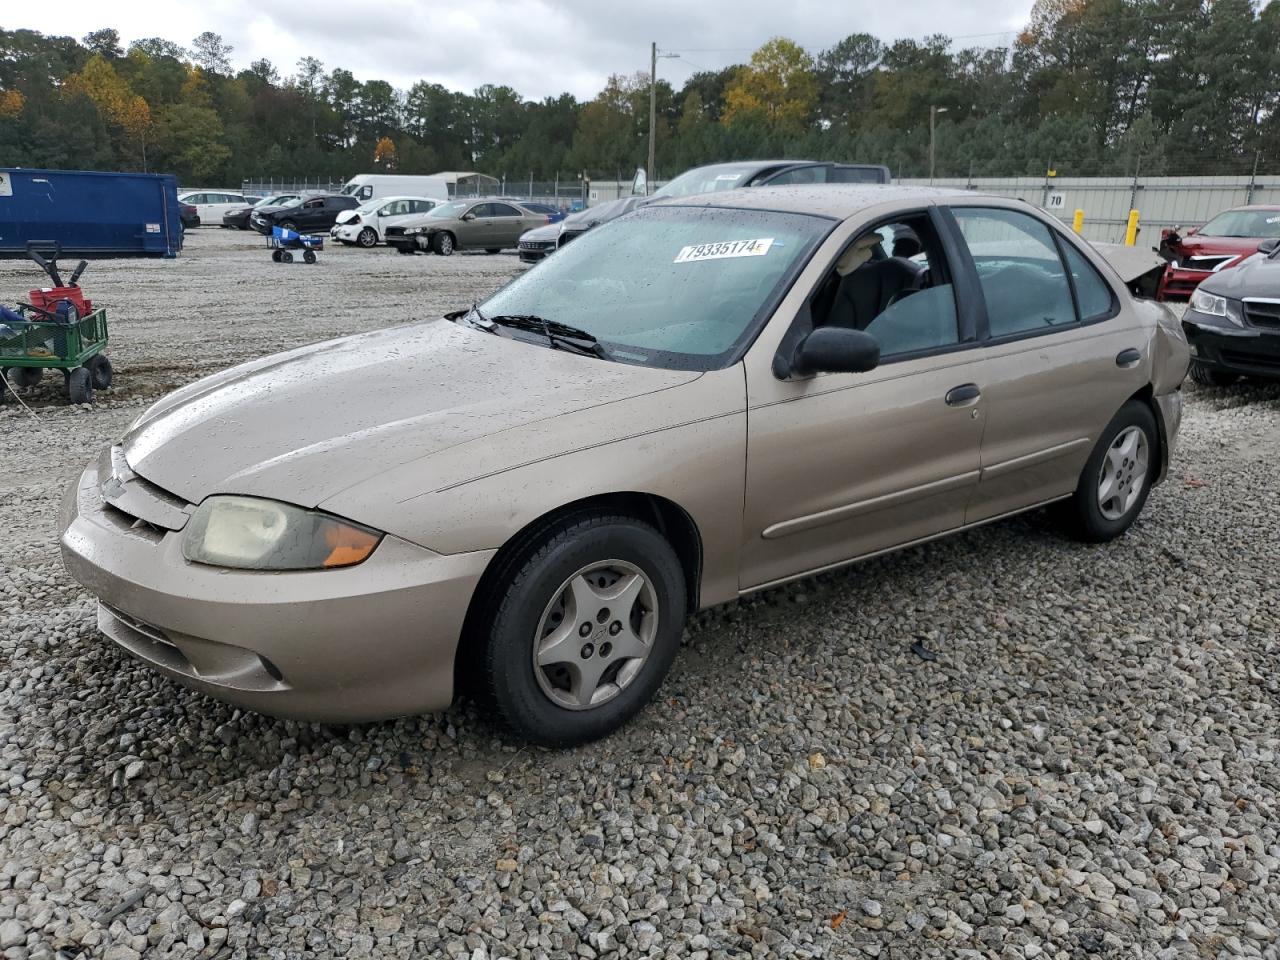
(9, 0, 1037, 100)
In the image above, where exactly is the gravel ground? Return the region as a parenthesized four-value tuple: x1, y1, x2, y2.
(2, 229, 1279, 959)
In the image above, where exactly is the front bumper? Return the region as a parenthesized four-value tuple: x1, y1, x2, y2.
(388, 234, 429, 254)
(1183, 311, 1280, 380)
(59, 455, 494, 722)
(332, 224, 362, 242)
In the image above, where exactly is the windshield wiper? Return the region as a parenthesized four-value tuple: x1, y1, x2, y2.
(468, 308, 613, 360)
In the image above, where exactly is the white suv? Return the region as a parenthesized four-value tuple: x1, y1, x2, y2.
(331, 196, 442, 247)
(178, 191, 249, 225)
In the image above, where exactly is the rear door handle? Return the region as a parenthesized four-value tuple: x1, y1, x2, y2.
(1116, 348, 1142, 367)
(945, 383, 981, 406)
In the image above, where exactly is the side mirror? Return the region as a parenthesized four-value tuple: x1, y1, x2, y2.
(788, 327, 880, 377)
(462, 212, 476, 221)
(1258, 237, 1280, 256)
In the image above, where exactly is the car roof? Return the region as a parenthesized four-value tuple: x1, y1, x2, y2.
(655, 183, 976, 219)
(1223, 204, 1280, 212)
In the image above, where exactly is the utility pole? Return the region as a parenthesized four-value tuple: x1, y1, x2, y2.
(647, 44, 678, 191)
(929, 106, 948, 184)
(648, 42, 657, 192)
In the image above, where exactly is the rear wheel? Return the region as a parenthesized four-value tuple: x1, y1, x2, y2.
(1060, 400, 1156, 543)
(303, 250, 317, 264)
(7, 367, 42, 388)
(67, 366, 92, 405)
(475, 512, 687, 746)
(271, 249, 283, 263)
(281, 251, 294, 263)
(358, 227, 377, 248)
(1189, 361, 1236, 387)
(432, 232, 455, 256)
(87, 354, 112, 390)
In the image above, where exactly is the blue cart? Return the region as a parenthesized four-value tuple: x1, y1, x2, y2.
(268, 226, 324, 264)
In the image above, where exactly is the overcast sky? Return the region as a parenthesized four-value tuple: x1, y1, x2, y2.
(8, 0, 1038, 101)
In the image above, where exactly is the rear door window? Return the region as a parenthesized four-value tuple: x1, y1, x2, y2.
(1060, 243, 1117, 321)
(490, 203, 522, 217)
(951, 207, 1077, 338)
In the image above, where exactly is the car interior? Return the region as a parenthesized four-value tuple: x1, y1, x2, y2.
(808, 213, 960, 359)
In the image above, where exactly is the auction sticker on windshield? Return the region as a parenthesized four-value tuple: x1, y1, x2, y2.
(674, 238, 774, 264)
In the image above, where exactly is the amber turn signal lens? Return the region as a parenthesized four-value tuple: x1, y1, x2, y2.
(322, 524, 381, 567)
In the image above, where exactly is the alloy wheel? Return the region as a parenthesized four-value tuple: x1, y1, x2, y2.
(532, 560, 658, 710)
(1097, 425, 1149, 520)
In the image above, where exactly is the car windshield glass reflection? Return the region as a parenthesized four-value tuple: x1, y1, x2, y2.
(653, 165, 756, 198)
(478, 206, 828, 370)
(428, 201, 470, 219)
(1200, 209, 1280, 238)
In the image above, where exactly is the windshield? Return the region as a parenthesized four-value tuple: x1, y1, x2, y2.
(429, 200, 470, 219)
(478, 205, 830, 370)
(255, 194, 295, 208)
(1200, 209, 1280, 238)
(653, 164, 760, 199)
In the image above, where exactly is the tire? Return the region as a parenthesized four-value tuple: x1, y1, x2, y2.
(485, 247, 501, 254)
(303, 250, 317, 264)
(1060, 400, 1157, 543)
(278, 220, 297, 232)
(1189, 361, 1236, 387)
(67, 366, 92, 405)
(358, 227, 377, 248)
(281, 251, 294, 263)
(87, 354, 112, 390)
(474, 512, 687, 747)
(8, 367, 42, 389)
(432, 232, 455, 256)
(271, 249, 283, 263)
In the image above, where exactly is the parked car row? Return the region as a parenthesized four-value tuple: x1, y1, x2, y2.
(386, 199, 562, 256)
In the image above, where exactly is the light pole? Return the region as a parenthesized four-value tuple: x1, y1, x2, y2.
(929, 105, 948, 184)
(648, 43, 678, 192)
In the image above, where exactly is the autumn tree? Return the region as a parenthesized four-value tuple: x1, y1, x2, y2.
(723, 38, 818, 136)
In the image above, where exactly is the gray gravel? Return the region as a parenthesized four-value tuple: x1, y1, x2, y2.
(3, 229, 1280, 958)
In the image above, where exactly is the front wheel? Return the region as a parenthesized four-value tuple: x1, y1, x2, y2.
(67, 366, 93, 405)
(1060, 400, 1157, 543)
(358, 227, 377, 248)
(1189, 361, 1236, 387)
(303, 250, 317, 264)
(87, 354, 112, 389)
(476, 513, 687, 746)
(432, 232, 455, 256)
(281, 251, 294, 263)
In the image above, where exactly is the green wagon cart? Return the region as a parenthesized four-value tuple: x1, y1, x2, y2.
(0, 249, 113, 405)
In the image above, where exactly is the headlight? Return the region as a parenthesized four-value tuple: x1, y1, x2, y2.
(183, 496, 382, 570)
(1189, 287, 1244, 326)
(404, 227, 422, 236)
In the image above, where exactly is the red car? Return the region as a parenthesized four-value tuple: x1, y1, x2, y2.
(1157, 204, 1280, 299)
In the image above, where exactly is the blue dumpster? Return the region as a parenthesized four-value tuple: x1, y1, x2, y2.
(0, 168, 184, 258)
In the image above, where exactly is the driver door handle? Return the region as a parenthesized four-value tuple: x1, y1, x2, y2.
(1116, 348, 1142, 367)
(945, 383, 981, 406)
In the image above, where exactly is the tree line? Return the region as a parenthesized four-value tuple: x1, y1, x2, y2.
(1, 0, 1277, 189)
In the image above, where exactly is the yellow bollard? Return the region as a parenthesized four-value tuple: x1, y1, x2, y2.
(1073, 209, 1084, 234)
(1124, 209, 1140, 246)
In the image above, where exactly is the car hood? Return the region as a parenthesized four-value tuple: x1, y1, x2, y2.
(1175, 235, 1264, 256)
(1200, 252, 1280, 298)
(563, 196, 648, 230)
(122, 320, 700, 509)
(251, 204, 294, 218)
(520, 222, 561, 241)
(334, 209, 362, 225)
